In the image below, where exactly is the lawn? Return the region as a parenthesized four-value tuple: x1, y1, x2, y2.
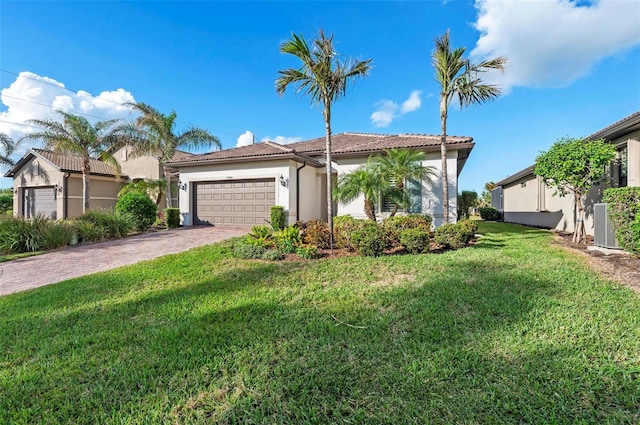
(1, 222, 638, 424)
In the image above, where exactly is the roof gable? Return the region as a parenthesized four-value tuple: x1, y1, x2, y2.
(4, 149, 125, 178)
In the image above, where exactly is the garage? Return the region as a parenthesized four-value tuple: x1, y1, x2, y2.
(193, 179, 276, 226)
(23, 186, 57, 219)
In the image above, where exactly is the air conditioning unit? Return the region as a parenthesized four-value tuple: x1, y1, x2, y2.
(594, 203, 620, 249)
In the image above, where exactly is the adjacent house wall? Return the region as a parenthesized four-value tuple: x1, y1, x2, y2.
(116, 147, 163, 181)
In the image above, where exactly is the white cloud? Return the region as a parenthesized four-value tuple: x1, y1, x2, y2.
(370, 90, 423, 127)
(0, 71, 136, 157)
(471, 0, 640, 91)
(260, 135, 303, 145)
(236, 130, 255, 147)
(400, 90, 423, 113)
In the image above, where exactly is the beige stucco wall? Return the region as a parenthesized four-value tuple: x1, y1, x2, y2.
(12, 158, 65, 219)
(65, 175, 124, 218)
(116, 147, 163, 181)
(625, 137, 640, 187)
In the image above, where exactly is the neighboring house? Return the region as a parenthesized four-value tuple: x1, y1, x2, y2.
(492, 111, 640, 236)
(4, 147, 185, 219)
(167, 132, 474, 227)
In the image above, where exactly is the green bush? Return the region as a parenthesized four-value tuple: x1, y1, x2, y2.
(233, 239, 266, 259)
(270, 206, 286, 230)
(458, 219, 478, 240)
(382, 214, 432, 247)
(0, 193, 12, 214)
(71, 210, 135, 242)
(296, 243, 319, 259)
(0, 215, 73, 254)
(262, 249, 283, 261)
(247, 225, 275, 248)
(165, 208, 181, 228)
(300, 220, 331, 249)
(334, 216, 378, 251)
(433, 223, 469, 250)
(273, 225, 301, 254)
(400, 228, 430, 254)
(352, 224, 385, 257)
(603, 187, 640, 252)
(116, 192, 157, 231)
(479, 207, 500, 221)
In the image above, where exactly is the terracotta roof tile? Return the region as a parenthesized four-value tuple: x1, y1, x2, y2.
(33, 149, 124, 177)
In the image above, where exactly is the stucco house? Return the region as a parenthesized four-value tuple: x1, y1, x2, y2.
(492, 111, 640, 236)
(4, 147, 182, 219)
(167, 132, 474, 227)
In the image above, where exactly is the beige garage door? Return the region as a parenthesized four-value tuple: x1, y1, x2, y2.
(193, 179, 276, 226)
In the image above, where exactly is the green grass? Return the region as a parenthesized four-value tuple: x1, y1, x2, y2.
(0, 251, 44, 263)
(1, 222, 638, 424)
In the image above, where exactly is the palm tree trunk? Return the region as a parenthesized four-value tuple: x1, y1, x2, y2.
(82, 158, 91, 214)
(165, 172, 172, 209)
(364, 199, 376, 221)
(324, 105, 334, 249)
(440, 96, 449, 224)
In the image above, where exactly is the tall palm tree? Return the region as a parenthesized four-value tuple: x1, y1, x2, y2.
(23, 112, 130, 213)
(0, 133, 15, 167)
(125, 102, 220, 207)
(432, 30, 506, 223)
(334, 162, 396, 222)
(374, 148, 436, 216)
(276, 29, 372, 246)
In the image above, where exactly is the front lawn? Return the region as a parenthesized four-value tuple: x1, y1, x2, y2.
(1, 222, 638, 423)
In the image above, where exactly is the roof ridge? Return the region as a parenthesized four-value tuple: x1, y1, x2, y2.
(264, 141, 294, 152)
(342, 132, 391, 137)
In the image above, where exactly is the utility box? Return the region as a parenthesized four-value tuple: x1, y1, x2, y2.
(594, 203, 620, 249)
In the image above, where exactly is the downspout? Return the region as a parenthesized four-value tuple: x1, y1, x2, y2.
(62, 172, 70, 219)
(296, 162, 307, 222)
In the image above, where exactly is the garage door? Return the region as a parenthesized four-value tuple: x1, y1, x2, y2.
(193, 179, 276, 226)
(23, 187, 57, 219)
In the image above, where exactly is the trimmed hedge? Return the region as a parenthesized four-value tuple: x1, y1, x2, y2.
(334, 216, 377, 251)
(603, 187, 640, 253)
(116, 192, 157, 231)
(382, 214, 432, 248)
(352, 224, 385, 257)
(400, 228, 430, 254)
(479, 207, 500, 221)
(433, 220, 476, 250)
(270, 206, 286, 230)
(300, 220, 331, 249)
(165, 208, 181, 228)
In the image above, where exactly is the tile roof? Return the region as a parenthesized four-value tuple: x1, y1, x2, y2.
(33, 149, 122, 177)
(168, 132, 473, 165)
(587, 110, 640, 141)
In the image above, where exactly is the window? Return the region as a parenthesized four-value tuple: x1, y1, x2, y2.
(380, 177, 422, 213)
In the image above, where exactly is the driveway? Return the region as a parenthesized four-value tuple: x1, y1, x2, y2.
(0, 226, 248, 297)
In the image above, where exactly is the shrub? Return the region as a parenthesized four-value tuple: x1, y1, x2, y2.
(0, 193, 12, 214)
(300, 220, 331, 249)
(273, 225, 301, 254)
(296, 243, 319, 259)
(116, 192, 157, 231)
(458, 219, 478, 240)
(352, 224, 385, 257)
(72, 210, 135, 242)
(233, 239, 266, 259)
(334, 215, 377, 251)
(400, 228, 430, 254)
(0, 215, 72, 254)
(433, 223, 469, 250)
(270, 206, 286, 230)
(603, 187, 640, 252)
(479, 207, 500, 221)
(262, 249, 283, 261)
(165, 208, 181, 228)
(382, 214, 432, 247)
(247, 225, 275, 248)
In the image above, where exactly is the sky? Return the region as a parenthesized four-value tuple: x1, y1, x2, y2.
(1, 0, 639, 193)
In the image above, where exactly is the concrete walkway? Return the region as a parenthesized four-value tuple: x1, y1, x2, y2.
(0, 226, 248, 296)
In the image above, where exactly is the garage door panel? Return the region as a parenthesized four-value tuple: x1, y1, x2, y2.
(194, 178, 276, 226)
(23, 187, 57, 219)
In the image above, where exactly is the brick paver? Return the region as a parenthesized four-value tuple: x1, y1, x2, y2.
(0, 226, 248, 296)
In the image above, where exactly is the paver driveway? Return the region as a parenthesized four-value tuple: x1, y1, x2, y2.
(0, 226, 248, 296)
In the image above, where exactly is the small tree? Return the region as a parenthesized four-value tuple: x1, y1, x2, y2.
(457, 190, 478, 220)
(534, 137, 616, 243)
(334, 163, 395, 221)
(479, 181, 496, 208)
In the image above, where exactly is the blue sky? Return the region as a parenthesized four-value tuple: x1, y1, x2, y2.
(1, 0, 639, 193)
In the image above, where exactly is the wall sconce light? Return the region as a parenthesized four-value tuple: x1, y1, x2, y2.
(178, 181, 187, 191)
(279, 175, 289, 188)
(54, 183, 63, 193)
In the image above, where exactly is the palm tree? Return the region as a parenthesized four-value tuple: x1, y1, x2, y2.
(374, 148, 436, 216)
(0, 133, 15, 167)
(276, 29, 372, 246)
(23, 112, 130, 213)
(334, 162, 396, 221)
(432, 30, 506, 223)
(125, 102, 220, 207)
(118, 179, 167, 206)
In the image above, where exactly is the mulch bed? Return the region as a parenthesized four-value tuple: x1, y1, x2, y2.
(551, 232, 640, 293)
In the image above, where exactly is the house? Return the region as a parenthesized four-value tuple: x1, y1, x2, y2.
(4, 147, 182, 219)
(492, 111, 640, 235)
(166, 132, 474, 227)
